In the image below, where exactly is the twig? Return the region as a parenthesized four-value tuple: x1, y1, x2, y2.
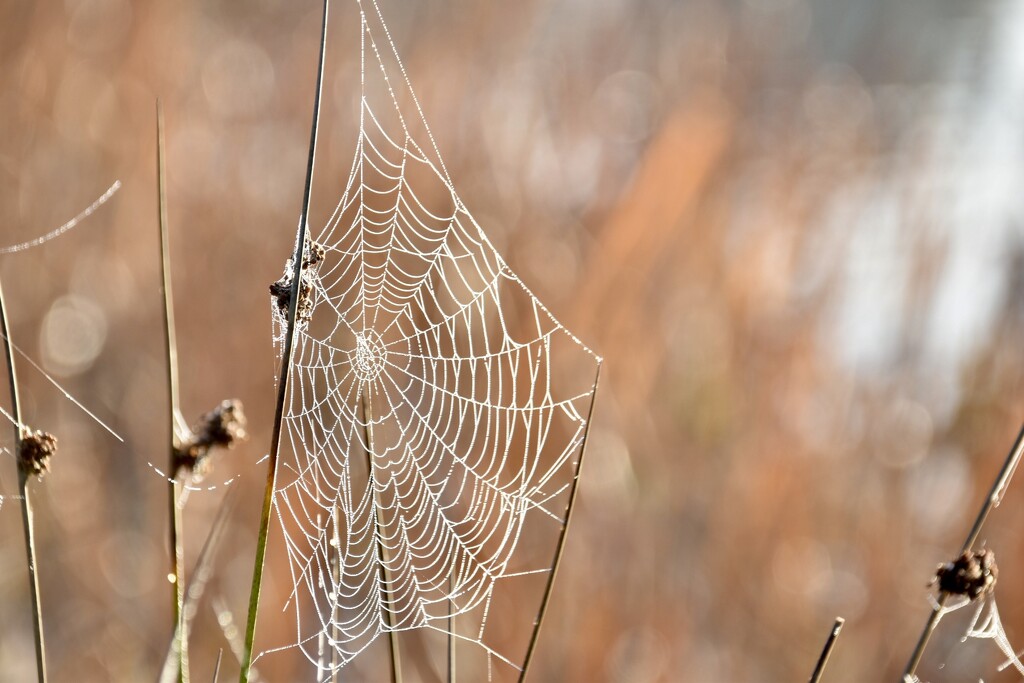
(362, 391, 402, 683)
(212, 651, 224, 683)
(157, 98, 190, 683)
(518, 363, 602, 683)
(0, 277, 47, 683)
(239, 2, 329, 680)
(903, 422, 1024, 679)
(809, 617, 844, 683)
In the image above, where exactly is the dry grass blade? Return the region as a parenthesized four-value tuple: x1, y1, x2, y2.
(212, 650, 223, 683)
(809, 617, 844, 683)
(157, 97, 190, 683)
(159, 489, 238, 683)
(519, 363, 602, 683)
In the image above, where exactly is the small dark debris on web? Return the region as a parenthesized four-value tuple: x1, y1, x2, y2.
(17, 429, 57, 478)
(173, 399, 247, 479)
(932, 549, 998, 601)
(270, 240, 325, 327)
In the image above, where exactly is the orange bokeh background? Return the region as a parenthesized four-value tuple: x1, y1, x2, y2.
(0, 1, 1022, 681)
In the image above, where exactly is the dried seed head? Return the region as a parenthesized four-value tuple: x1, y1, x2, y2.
(270, 241, 324, 327)
(18, 429, 58, 478)
(174, 399, 248, 479)
(933, 549, 998, 601)
(302, 241, 325, 269)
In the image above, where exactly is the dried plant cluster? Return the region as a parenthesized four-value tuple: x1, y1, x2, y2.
(933, 549, 999, 602)
(16, 430, 57, 479)
(173, 400, 248, 478)
(269, 240, 325, 327)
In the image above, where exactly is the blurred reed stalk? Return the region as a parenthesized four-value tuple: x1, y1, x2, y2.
(519, 364, 601, 683)
(903, 422, 1024, 680)
(239, 1, 329, 681)
(159, 490, 238, 683)
(0, 277, 47, 682)
(157, 99, 190, 683)
(808, 617, 844, 683)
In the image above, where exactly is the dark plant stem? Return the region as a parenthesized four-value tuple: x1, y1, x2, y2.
(0, 277, 47, 683)
(212, 650, 223, 683)
(362, 391, 402, 683)
(157, 99, 190, 683)
(903, 422, 1024, 680)
(239, 2, 329, 681)
(518, 363, 602, 683)
(809, 617, 844, 683)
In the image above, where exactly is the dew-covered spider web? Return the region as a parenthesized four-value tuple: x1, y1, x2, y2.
(257, 1, 600, 680)
(963, 593, 1024, 677)
(903, 587, 1024, 682)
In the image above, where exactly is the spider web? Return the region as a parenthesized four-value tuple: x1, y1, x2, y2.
(257, 1, 600, 679)
(963, 594, 1024, 677)
(903, 592, 1024, 682)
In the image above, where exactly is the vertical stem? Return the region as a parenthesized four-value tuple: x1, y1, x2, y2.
(808, 617, 844, 683)
(212, 650, 224, 683)
(903, 423, 1024, 679)
(157, 98, 189, 683)
(447, 572, 455, 683)
(518, 363, 601, 683)
(0, 277, 47, 683)
(331, 508, 341, 681)
(362, 390, 402, 683)
(240, 2, 329, 680)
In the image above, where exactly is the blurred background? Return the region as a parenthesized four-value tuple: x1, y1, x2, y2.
(0, 0, 1023, 680)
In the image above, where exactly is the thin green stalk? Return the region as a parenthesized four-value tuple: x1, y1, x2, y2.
(903, 422, 1024, 680)
(239, 2, 329, 680)
(808, 617, 844, 683)
(361, 391, 402, 683)
(157, 98, 189, 683)
(0, 277, 47, 683)
(518, 363, 601, 683)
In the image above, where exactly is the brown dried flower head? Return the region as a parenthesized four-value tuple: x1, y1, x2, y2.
(173, 399, 248, 478)
(270, 240, 325, 326)
(933, 548, 998, 601)
(17, 429, 58, 478)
